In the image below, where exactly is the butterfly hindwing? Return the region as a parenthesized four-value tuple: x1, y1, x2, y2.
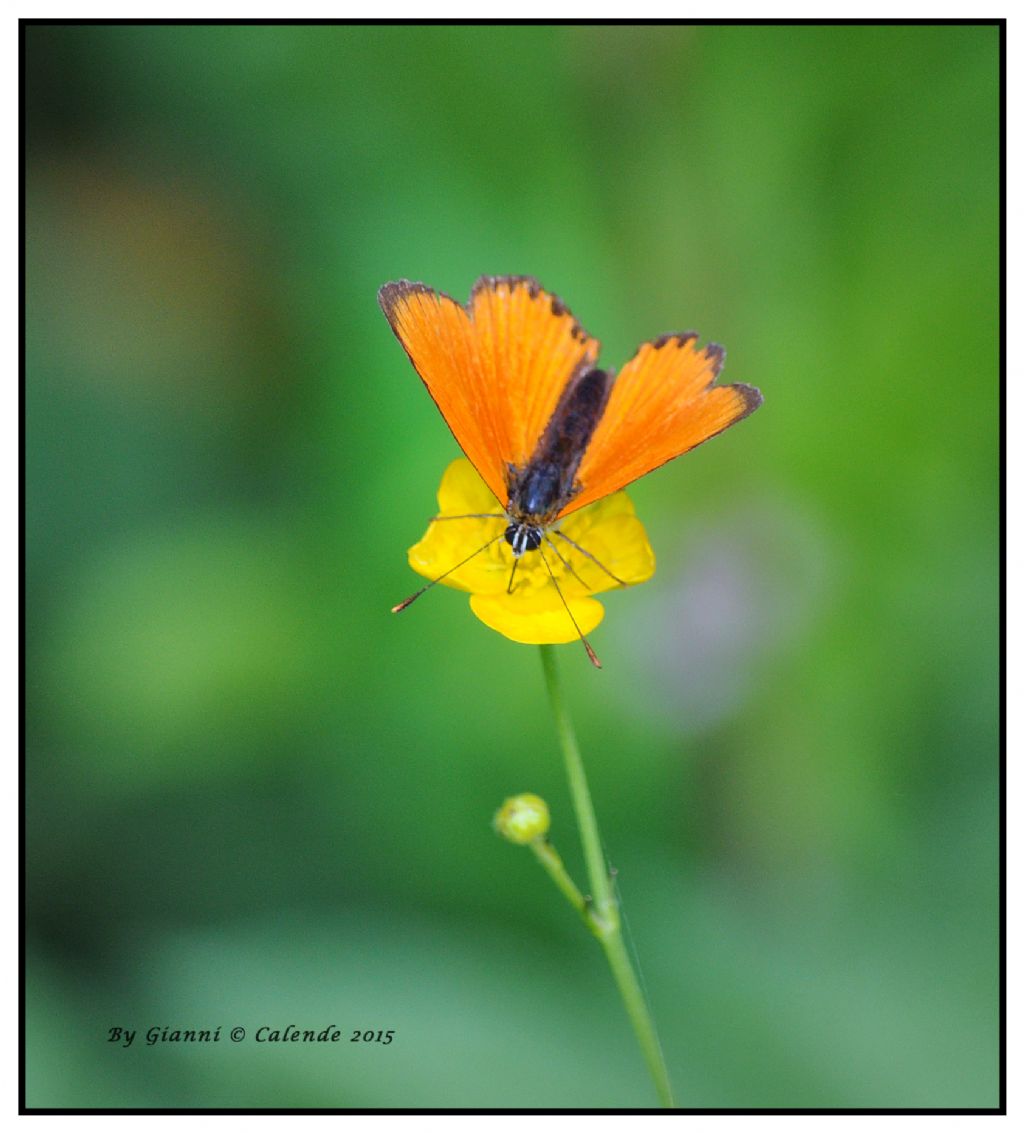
(379, 276, 600, 505)
(564, 333, 762, 516)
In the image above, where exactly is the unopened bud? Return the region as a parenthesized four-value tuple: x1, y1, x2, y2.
(493, 793, 550, 844)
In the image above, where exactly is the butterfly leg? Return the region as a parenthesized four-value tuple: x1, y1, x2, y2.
(551, 530, 628, 587)
(542, 533, 593, 592)
(506, 555, 520, 595)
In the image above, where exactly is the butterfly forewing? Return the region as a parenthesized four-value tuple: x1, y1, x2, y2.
(467, 277, 599, 472)
(379, 282, 509, 503)
(379, 277, 599, 505)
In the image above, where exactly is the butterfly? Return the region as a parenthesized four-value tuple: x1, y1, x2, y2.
(379, 275, 762, 663)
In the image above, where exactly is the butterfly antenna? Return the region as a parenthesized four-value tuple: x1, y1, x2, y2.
(429, 512, 506, 522)
(537, 545, 602, 669)
(392, 533, 505, 613)
(552, 530, 628, 587)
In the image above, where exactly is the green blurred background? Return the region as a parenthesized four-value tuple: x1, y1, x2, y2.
(25, 23, 1000, 1109)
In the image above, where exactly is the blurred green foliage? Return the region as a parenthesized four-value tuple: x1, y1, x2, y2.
(25, 23, 999, 1109)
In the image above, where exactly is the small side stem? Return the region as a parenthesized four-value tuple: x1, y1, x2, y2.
(529, 838, 590, 924)
(538, 644, 675, 1109)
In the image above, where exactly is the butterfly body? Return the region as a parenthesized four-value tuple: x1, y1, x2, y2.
(503, 364, 613, 556)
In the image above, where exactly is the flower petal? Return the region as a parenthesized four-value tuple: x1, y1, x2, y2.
(470, 592, 605, 645)
(402, 458, 655, 645)
(436, 457, 503, 515)
(557, 497, 656, 595)
(407, 460, 507, 593)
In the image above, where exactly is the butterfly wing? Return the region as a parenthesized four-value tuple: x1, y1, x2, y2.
(562, 333, 762, 516)
(379, 276, 599, 504)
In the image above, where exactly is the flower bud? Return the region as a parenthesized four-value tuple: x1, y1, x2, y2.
(493, 793, 550, 844)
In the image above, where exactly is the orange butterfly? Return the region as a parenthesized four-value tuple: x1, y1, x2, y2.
(380, 275, 762, 661)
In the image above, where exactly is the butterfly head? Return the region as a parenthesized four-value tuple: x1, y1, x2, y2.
(504, 521, 543, 558)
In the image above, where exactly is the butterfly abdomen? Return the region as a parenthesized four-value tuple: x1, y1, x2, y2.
(507, 366, 613, 524)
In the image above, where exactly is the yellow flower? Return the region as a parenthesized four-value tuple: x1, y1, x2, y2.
(406, 459, 655, 645)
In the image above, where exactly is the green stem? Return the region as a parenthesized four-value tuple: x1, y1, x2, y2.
(538, 644, 675, 1109)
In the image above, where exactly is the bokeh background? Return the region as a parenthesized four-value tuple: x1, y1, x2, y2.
(25, 24, 1000, 1109)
